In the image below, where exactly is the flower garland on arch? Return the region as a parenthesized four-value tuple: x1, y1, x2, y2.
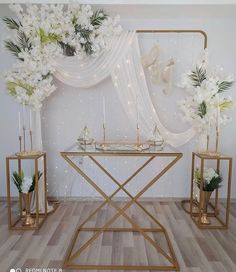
(179, 50, 234, 134)
(3, 4, 122, 109)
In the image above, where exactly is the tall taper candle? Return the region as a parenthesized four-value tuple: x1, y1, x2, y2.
(207, 118, 210, 151)
(103, 96, 106, 125)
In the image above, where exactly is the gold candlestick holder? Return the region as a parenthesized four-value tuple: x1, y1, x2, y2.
(136, 123, 140, 147)
(206, 134, 210, 152)
(103, 123, 106, 143)
(201, 125, 220, 157)
(215, 125, 220, 154)
(16, 129, 41, 157)
(19, 135, 22, 152)
(23, 126, 26, 152)
(29, 130, 33, 150)
(101, 123, 107, 150)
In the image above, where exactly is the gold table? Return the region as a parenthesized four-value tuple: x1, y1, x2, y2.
(61, 143, 182, 271)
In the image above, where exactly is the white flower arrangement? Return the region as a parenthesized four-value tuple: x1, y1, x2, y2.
(12, 170, 43, 193)
(194, 167, 222, 192)
(179, 50, 234, 133)
(21, 176, 34, 193)
(3, 4, 122, 109)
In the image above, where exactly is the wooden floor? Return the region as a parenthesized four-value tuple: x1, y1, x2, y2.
(0, 200, 236, 272)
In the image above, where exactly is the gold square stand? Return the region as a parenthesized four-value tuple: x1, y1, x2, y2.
(61, 145, 182, 270)
(189, 152, 233, 229)
(6, 152, 48, 230)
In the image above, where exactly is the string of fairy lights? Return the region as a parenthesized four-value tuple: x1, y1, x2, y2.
(40, 33, 204, 199)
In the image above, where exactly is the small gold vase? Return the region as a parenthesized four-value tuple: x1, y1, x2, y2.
(199, 191, 212, 225)
(21, 192, 35, 226)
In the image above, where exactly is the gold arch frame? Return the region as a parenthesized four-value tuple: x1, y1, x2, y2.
(136, 29, 208, 49)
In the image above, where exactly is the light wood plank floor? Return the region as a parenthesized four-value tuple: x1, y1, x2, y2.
(0, 200, 236, 272)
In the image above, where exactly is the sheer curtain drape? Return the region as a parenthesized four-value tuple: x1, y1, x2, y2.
(48, 30, 195, 146)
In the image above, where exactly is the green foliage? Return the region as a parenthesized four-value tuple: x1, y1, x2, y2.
(195, 168, 222, 192)
(3, 17, 31, 60)
(4, 40, 22, 59)
(30, 171, 43, 193)
(59, 42, 75, 56)
(61, 10, 107, 56)
(7, 80, 34, 97)
(17, 30, 32, 51)
(189, 66, 207, 87)
(218, 80, 234, 93)
(90, 10, 107, 27)
(219, 99, 234, 111)
(3, 17, 21, 30)
(198, 101, 207, 118)
(12, 171, 43, 193)
(38, 28, 61, 44)
(12, 170, 24, 193)
(75, 25, 93, 55)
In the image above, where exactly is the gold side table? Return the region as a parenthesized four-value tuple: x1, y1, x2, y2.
(190, 152, 233, 229)
(61, 143, 182, 271)
(6, 152, 48, 230)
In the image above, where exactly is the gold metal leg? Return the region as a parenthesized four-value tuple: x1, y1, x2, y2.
(62, 153, 182, 271)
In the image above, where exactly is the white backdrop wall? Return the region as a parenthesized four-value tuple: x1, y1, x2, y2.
(0, 4, 236, 199)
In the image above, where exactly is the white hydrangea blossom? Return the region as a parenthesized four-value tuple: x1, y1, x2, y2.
(21, 176, 33, 193)
(204, 168, 219, 184)
(4, 4, 122, 109)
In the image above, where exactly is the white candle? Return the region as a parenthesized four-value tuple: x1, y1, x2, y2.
(18, 112, 21, 136)
(29, 108, 32, 131)
(22, 104, 26, 128)
(103, 96, 106, 125)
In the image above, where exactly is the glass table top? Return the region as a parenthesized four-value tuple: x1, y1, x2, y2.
(61, 142, 182, 155)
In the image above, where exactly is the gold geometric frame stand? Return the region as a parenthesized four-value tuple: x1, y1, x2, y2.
(188, 152, 233, 229)
(6, 152, 48, 230)
(61, 149, 182, 271)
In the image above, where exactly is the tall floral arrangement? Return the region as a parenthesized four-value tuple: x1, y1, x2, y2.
(179, 51, 234, 133)
(3, 4, 122, 109)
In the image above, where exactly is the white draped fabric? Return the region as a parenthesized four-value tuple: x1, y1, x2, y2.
(51, 31, 134, 88)
(31, 110, 53, 213)
(49, 31, 195, 146)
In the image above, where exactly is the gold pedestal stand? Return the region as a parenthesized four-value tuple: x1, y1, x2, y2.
(61, 145, 182, 271)
(6, 152, 48, 230)
(184, 152, 232, 229)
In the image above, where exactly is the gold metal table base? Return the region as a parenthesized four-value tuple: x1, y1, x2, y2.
(61, 149, 182, 271)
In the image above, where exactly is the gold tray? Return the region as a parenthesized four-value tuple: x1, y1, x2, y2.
(95, 141, 150, 151)
(15, 150, 42, 157)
